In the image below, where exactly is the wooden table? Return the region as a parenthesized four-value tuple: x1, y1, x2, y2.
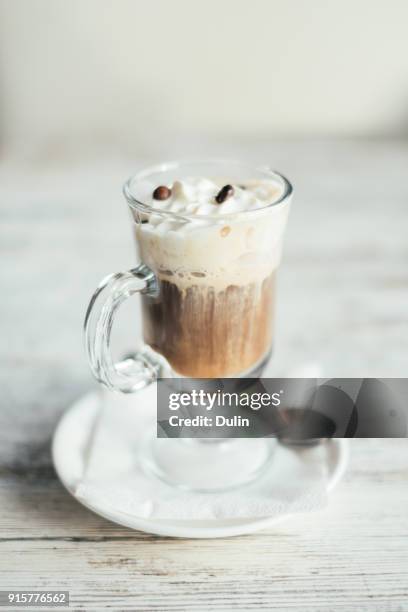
(1, 140, 407, 610)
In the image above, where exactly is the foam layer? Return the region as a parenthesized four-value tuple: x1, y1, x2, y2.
(134, 177, 282, 216)
(134, 178, 290, 289)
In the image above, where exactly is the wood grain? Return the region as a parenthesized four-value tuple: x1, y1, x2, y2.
(1, 141, 408, 610)
(1, 441, 407, 610)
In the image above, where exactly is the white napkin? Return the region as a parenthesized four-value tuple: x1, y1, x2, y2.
(75, 382, 328, 520)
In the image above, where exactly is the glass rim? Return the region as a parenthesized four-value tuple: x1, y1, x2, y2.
(123, 159, 293, 221)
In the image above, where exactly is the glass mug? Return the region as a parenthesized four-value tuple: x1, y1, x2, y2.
(84, 160, 292, 491)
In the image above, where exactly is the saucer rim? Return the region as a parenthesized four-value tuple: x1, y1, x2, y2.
(52, 391, 349, 539)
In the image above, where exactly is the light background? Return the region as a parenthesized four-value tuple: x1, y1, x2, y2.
(1, 0, 408, 160)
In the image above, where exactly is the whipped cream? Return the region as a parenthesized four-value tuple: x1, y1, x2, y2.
(134, 177, 283, 218)
(133, 177, 290, 290)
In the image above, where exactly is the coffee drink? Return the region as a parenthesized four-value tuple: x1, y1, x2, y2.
(132, 177, 289, 377)
(84, 163, 292, 493)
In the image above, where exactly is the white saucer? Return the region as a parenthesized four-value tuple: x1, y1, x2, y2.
(52, 392, 349, 538)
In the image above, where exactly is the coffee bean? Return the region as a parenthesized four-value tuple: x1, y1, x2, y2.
(215, 184, 234, 204)
(153, 185, 172, 200)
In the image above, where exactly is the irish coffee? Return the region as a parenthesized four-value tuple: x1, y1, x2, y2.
(84, 162, 293, 492)
(133, 177, 289, 377)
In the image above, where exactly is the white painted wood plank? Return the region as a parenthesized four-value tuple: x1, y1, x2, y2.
(0, 440, 407, 610)
(1, 528, 407, 611)
(1, 141, 408, 610)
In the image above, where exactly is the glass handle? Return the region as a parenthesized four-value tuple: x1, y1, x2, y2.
(84, 263, 162, 393)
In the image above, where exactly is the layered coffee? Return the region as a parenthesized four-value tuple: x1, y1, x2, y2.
(133, 177, 289, 377)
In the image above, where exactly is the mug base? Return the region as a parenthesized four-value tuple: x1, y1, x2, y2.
(141, 436, 275, 493)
